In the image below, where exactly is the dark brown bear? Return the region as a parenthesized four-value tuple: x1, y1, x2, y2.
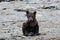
(22, 9, 39, 36)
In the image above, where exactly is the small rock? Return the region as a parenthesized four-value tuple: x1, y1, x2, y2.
(2, 24, 5, 26)
(42, 6, 56, 9)
(47, 38, 56, 40)
(41, 32, 47, 35)
(2, 8, 7, 10)
(20, 0, 23, 1)
(14, 9, 26, 12)
(18, 35, 26, 38)
(35, 38, 40, 40)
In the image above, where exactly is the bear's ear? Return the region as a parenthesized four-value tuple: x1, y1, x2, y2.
(34, 11, 36, 15)
(26, 10, 29, 14)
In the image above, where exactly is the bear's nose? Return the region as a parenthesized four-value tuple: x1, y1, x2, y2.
(28, 17, 33, 21)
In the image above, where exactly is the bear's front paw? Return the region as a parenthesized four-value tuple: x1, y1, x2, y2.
(28, 32, 34, 36)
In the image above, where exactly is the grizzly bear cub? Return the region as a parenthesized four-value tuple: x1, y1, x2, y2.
(22, 9, 39, 36)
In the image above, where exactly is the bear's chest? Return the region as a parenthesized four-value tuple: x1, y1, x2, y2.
(27, 22, 36, 27)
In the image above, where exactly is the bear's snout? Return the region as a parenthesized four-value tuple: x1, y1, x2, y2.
(28, 17, 33, 22)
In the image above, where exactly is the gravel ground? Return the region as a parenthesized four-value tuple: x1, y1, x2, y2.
(0, 1, 60, 40)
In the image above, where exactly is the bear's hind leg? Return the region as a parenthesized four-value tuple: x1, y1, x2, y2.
(22, 27, 29, 36)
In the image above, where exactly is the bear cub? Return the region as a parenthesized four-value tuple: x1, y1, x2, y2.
(22, 9, 39, 36)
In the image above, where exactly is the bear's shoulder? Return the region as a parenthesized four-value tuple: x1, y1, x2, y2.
(23, 21, 28, 26)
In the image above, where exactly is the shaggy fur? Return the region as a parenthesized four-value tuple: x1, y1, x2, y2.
(22, 9, 39, 36)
